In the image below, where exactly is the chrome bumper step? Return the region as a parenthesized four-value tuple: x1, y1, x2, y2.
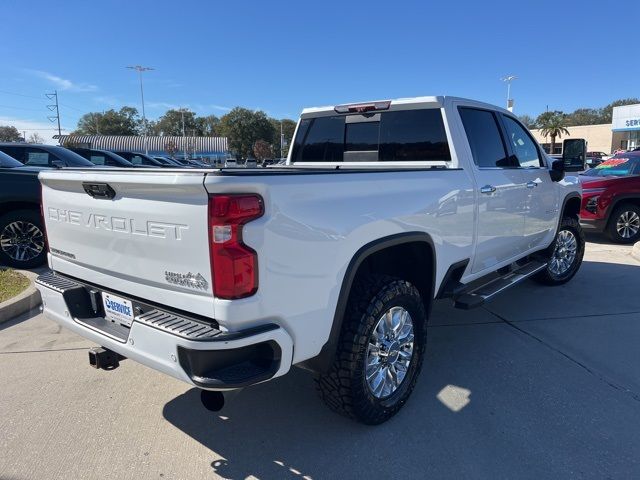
(36, 271, 221, 341)
(453, 260, 547, 310)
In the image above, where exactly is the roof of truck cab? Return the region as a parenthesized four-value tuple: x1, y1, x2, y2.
(300, 96, 510, 116)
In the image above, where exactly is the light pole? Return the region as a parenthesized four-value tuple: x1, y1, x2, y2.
(127, 65, 154, 154)
(501, 75, 517, 111)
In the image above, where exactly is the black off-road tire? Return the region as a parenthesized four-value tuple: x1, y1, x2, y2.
(534, 215, 585, 286)
(0, 209, 47, 269)
(315, 274, 428, 425)
(606, 203, 640, 244)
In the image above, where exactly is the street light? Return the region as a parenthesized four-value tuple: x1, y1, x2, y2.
(127, 65, 154, 154)
(501, 75, 517, 111)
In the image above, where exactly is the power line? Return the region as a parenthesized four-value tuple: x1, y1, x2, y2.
(0, 89, 44, 100)
(0, 104, 44, 112)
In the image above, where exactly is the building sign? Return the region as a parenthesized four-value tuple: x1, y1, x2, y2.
(612, 104, 640, 132)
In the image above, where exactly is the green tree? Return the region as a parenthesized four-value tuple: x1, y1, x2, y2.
(0, 126, 23, 142)
(195, 115, 220, 136)
(269, 118, 297, 158)
(218, 108, 275, 158)
(517, 114, 537, 129)
(564, 108, 604, 126)
(600, 98, 640, 124)
(74, 107, 141, 135)
(536, 111, 570, 154)
(152, 108, 197, 136)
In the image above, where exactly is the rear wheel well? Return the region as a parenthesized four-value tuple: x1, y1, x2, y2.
(300, 234, 435, 374)
(350, 241, 434, 311)
(0, 202, 40, 218)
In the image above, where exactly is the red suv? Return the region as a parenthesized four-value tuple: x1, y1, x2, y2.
(580, 152, 640, 243)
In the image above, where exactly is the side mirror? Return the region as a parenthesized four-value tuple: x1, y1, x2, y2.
(562, 138, 586, 172)
(51, 160, 65, 169)
(550, 159, 565, 182)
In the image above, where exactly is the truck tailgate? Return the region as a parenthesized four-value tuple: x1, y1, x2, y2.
(39, 169, 215, 319)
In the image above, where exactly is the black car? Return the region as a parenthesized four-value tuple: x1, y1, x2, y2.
(0, 143, 95, 168)
(114, 151, 172, 168)
(0, 151, 47, 267)
(152, 156, 189, 167)
(68, 148, 139, 167)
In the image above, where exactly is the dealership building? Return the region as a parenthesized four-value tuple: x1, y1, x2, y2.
(530, 104, 640, 154)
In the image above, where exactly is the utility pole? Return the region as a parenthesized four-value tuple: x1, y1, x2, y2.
(181, 109, 187, 159)
(500, 75, 517, 112)
(280, 121, 284, 159)
(46, 90, 61, 137)
(126, 65, 154, 154)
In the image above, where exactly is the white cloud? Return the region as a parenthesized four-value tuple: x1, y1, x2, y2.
(0, 116, 70, 145)
(146, 101, 185, 110)
(209, 104, 231, 112)
(30, 70, 98, 92)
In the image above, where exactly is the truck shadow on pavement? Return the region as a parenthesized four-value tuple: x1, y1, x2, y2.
(162, 258, 640, 480)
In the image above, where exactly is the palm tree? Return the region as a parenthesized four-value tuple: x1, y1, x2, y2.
(537, 111, 570, 154)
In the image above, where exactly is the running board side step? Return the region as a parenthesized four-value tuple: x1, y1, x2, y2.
(453, 261, 547, 310)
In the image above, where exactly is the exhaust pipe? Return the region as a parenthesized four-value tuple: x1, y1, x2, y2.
(200, 389, 242, 412)
(200, 390, 226, 411)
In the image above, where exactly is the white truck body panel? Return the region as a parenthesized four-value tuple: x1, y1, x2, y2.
(36, 95, 581, 393)
(40, 171, 215, 318)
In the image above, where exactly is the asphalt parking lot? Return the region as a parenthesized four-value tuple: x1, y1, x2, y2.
(1, 237, 639, 480)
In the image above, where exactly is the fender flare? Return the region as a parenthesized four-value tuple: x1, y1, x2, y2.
(301, 232, 436, 374)
(557, 193, 582, 229)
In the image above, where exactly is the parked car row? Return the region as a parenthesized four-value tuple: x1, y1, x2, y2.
(2, 134, 639, 273)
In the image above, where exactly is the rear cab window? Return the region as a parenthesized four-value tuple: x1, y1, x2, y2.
(291, 106, 451, 165)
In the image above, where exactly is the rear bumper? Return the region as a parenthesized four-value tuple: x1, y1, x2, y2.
(35, 271, 293, 390)
(579, 217, 607, 233)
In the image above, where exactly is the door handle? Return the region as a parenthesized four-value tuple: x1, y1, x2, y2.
(526, 181, 538, 188)
(480, 185, 496, 194)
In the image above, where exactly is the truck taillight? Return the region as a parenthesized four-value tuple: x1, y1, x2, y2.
(208, 194, 264, 299)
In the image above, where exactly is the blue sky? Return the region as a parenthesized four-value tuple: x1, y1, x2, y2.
(1, 0, 638, 141)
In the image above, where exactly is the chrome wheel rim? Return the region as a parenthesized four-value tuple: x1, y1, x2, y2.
(616, 211, 640, 239)
(365, 306, 414, 399)
(549, 229, 577, 276)
(0, 221, 45, 262)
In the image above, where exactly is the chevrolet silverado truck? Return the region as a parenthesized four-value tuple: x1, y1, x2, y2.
(36, 96, 584, 424)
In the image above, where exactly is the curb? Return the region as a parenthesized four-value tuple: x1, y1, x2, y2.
(0, 269, 42, 324)
(633, 242, 640, 262)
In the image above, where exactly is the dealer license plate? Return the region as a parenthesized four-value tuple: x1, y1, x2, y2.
(102, 292, 134, 327)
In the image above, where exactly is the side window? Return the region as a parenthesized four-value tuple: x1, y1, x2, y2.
(379, 109, 451, 161)
(24, 148, 51, 166)
(502, 116, 542, 168)
(90, 155, 106, 166)
(459, 108, 510, 168)
(130, 155, 144, 165)
(297, 116, 344, 162)
(0, 146, 24, 163)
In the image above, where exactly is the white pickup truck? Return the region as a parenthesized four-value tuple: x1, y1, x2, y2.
(36, 96, 583, 424)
